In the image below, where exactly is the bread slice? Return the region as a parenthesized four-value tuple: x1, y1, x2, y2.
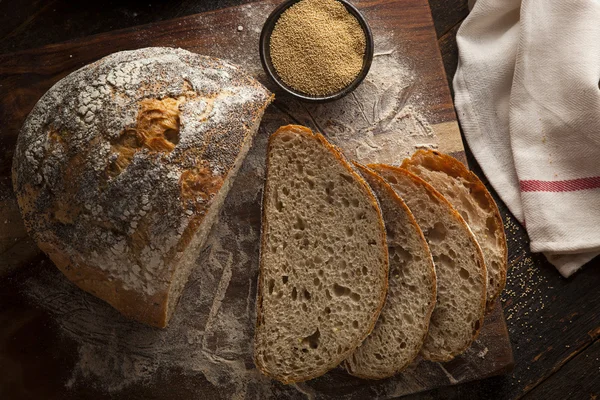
(254, 125, 389, 384)
(401, 150, 507, 312)
(344, 164, 436, 379)
(370, 164, 486, 362)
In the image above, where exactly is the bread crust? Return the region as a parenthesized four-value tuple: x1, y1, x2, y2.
(401, 150, 507, 312)
(12, 47, 273, 328)
(343, 163, 437, 379)
(254, 125, 389, 384)
(369, 164, 487, 362)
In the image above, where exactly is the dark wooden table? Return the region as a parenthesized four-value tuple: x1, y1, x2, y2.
(0, 1, 598, 399)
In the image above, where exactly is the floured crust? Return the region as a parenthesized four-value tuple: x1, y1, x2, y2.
(12, 47, 273, 328)
(401, 150, 507, 312)
(369, 164, 487, 362)
(254, 125, 389, 383)
(343, 163, 437, 379)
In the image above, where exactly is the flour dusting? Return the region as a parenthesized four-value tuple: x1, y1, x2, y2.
(277, 44, 437, 165)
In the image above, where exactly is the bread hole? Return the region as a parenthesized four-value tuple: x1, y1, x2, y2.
(341, 272, 349, 280)
(362, 266, 368, 275)
(350, 293, 361, 302)
(471, 187, 490, 210)
(291, 287, 297, 300)
(297, 163, 304, 174)
(303, 289, 311, 301)
(448, 249, 457, 258)
(301, 238, 309, 248)
(318, 269, 324, 277)
(403, 313, 414, 324)
(326, 246, 334, 254)
(314, 277, 320, 286)
(293, 216, 306, 230)
(389, 246, 412, 264)
(459, 268, 470, 280)
(325, 181, 335, 195)
(294, 232, 303, 240)
(433, 253, 455, 269)
(304, 177, 315, 189)
(282, 275, 288, 284)
(473, 320, 481, 332)
(282, 187, 289, 195)
(352, 320, 359, 329)
(356, 211, 366, 219)
(324, 307, 331, 314)
(301, 328, 320, 350)
(280, 133, 293, 142)
(333, 283, 351, 297)
(346, 226, 354, 237)
(337, 345, 343, 354)
(306, 168, 315, 176)
(351, 199, 359, 207)
(325, 289, 332, 300)
(343, 303, 351, 312)
(301, 303, 308, 312)
(469, 277, 475, 285)
(342, 198, 350, 207)
(399, 342, 407, 349)
(340, 173, 354, 183)
(426, 222, 447, 244)
(268, 279, 275, 295)
(386, 175, 398, 184)
(326, 196, 334, 204)
(374, 353, 383, 360)
(368, 239, 377, 246)
(314, 255, 323, 264)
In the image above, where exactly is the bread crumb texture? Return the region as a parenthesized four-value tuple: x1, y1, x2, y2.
(344, 165, 436, 379)
(269, 0, 366, 96)
(255, 125, 388, 383)
(12, 47, 271, 318)
(370, 165, 486, 362)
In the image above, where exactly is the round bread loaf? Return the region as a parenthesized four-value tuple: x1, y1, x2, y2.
(12, 47, 273, 328)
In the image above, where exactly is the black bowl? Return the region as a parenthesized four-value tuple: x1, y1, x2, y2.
(259, 0, 374, 103)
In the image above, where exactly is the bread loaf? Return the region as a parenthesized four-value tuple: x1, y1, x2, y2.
(12, 47, 273, 328)
(254, 125, 389, 383)
(370, 165, 486, 362)
(344, 164, 436, 379)
(402, 150, 507, 311)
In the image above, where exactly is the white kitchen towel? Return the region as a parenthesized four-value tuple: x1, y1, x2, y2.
(454, 0, 600, 277)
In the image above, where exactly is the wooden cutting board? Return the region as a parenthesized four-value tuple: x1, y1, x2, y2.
(0, 0, 513, 399)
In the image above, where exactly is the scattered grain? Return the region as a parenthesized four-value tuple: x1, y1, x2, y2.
(269, 0, 366, 96)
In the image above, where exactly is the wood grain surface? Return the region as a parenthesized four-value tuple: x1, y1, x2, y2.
(0, 0, 515, 398)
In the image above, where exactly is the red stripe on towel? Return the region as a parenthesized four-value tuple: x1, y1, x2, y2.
(520, 177, 600, 192)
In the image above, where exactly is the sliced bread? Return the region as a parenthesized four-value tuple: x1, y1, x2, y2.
(344, 164, 437, 379)
(254, 125, 389, 383)
(370, 164, 486, 362)
(401, 150, 507, 311)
